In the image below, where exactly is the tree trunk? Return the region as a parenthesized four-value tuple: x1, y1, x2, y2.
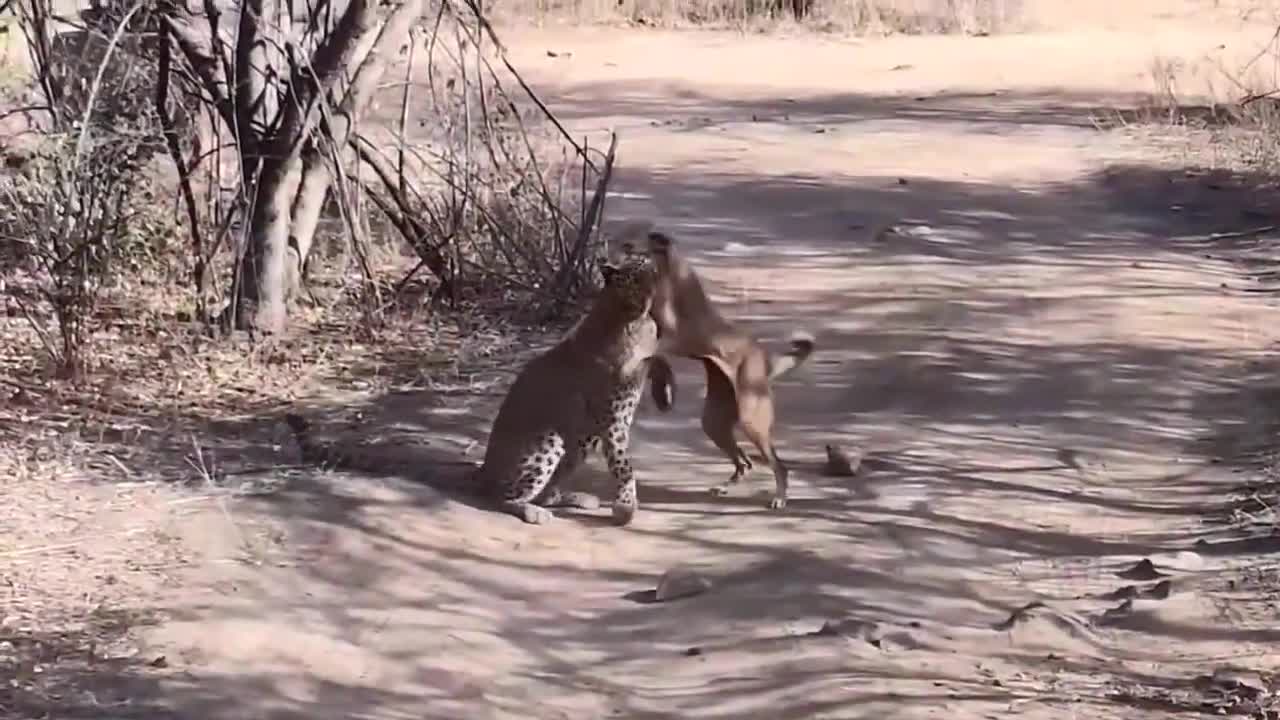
(285, 145, 329, 297)
(273, 0, 428, 300)
(233, 155, 304, 333)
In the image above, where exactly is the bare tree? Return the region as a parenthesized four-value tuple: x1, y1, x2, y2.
(161, 0, 428, 333)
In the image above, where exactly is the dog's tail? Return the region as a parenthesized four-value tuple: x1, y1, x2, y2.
(647, 356, 678, 412)
(283, 412, 483, 493)
(768, 332, 816, 380)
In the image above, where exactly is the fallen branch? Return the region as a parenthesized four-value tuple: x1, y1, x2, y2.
(1209, 224, 1278, 241)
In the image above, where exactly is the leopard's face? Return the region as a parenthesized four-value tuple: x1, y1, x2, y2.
(615, 231, 671, 270)
(599, 253, 658, 319)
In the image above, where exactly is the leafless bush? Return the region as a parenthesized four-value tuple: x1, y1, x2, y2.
(150, 0, 611, 335)
(489, 0, 1022, 33)
(0, 0, 173, 378)
(1138, 33, 1280, 174)
(0, 133, 173, 378)
(349, 8, 616, 317)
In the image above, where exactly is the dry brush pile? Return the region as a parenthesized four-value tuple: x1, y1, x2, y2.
(0, 0, 617, 388)
(489, 0, 1023, 34)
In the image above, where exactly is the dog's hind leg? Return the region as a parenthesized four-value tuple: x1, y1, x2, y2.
(700, 359, 751, 495)
(735, 353, 788, 510)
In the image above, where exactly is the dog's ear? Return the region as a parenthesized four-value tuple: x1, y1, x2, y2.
(599, 261, 619, 285)
(646, 231, 673, 256)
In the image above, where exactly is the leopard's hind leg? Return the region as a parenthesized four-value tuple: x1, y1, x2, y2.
(498, 431, 568, 524)
(536, 442, 601, 510)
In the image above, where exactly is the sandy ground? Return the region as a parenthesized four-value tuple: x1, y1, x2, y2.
(8, 5, 1280, 719)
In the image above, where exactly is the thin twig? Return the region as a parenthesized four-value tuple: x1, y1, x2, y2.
(72, 0, 146, 172)
(553, 130, 616, 308)
(397, 26, 418, 198)
(157, 33, 209, 320)
(1210, 225, 1278, 241)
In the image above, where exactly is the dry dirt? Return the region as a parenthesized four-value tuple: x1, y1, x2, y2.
(8, 4, 1280, 719)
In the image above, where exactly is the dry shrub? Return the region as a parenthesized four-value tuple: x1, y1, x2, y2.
(0, 0, 176, 379)
(1138, 43, 1280, 174)
(490, 0, 1022, 34)
(0, 132, 177, 378)
(354, 13, 613, 317)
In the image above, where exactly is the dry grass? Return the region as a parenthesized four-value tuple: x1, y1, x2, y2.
(0, 5, 618, 696)
(0, 233, 580, 715)
(1134, 32, 1280, 175)
(490, 0, 1024, 34)
(0, 246, 567, 472)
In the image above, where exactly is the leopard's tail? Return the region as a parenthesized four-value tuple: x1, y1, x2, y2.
(284, 412, 355, 468)
(768, 332, 816, 381)
(283, 412, 482, 494)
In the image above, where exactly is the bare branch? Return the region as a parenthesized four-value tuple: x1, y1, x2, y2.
(72, 1, 145, 168)
(553, 130, 615, 304)
(233, 0, 273, 153)
(323, 0, 428, 145)
(157, 31, 209, 318)
(351, 134, 451, 283)
(273, 0, 373, 152)
(162, 14, 234, 125)
(200, 0, 234, 94)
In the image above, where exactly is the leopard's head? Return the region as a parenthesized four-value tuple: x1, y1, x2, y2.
(599, 252, 658, 319)
(615, 230, 673, 270)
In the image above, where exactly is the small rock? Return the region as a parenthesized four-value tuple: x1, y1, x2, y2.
(1117, 558, 1167, 580)
(1098, 598, 1134, 625)
(683, 647, 703, 657)
(1106, 584, 1139, 601)
(1165, 550, 1204, 572)
(815, 618, 877, 638)
(1142, 579, 1174, 600)
(148, 655, 169, 669)
(822, 444, 863, 477)
(1209, 667, 1266, 695)
(655, 568, 711, 602)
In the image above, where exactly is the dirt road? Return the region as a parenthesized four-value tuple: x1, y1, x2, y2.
(78, 15, 1280, 719)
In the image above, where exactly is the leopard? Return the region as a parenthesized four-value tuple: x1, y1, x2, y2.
(613, 224, 814, 510)
(476, 252, 673, 525)
(283, 253, 675, 527)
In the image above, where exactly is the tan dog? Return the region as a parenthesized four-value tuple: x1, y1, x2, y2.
(616, 227, 814, 509)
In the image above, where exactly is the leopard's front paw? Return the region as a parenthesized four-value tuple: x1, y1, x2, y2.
(504, 502, 555, 525)
(611, 499, 638, 526)
(559, 491, 601, 510)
